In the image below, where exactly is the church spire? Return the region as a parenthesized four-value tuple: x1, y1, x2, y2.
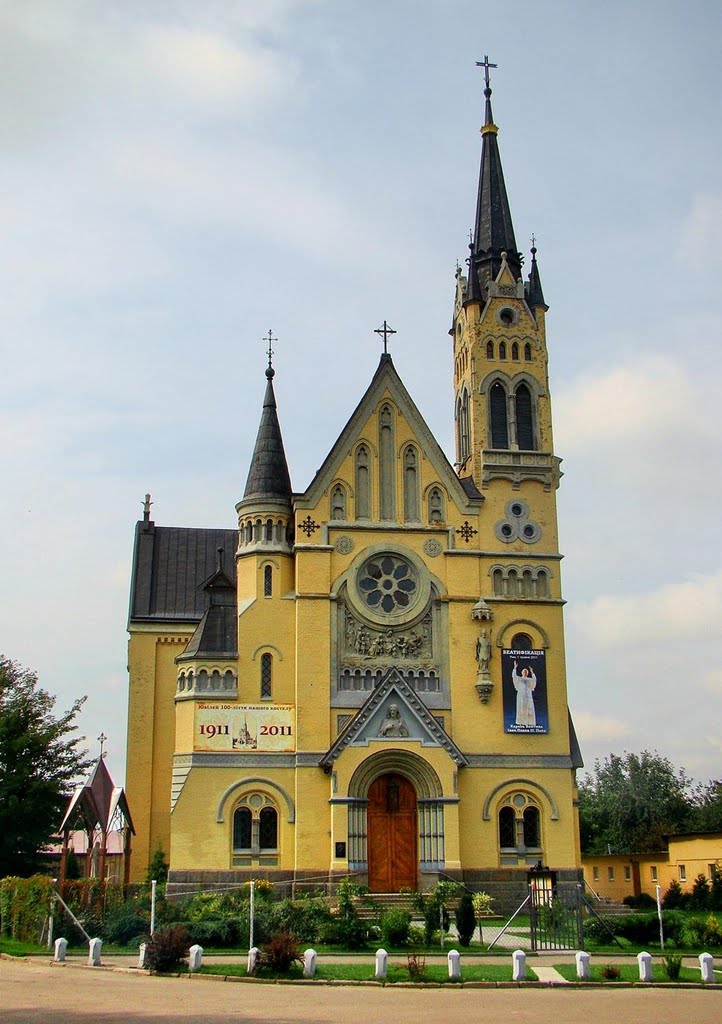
(243, 336, 292, 502)
(468, 57, 523, 300)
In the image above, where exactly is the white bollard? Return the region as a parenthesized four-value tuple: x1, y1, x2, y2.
(303, 948, 317, 978)
(88, 937, 102, 966)
(375, 948, 388, 980)
(575, 950, 591, 980)
(512, 949, 526, 981)
(188, 944, 203, 973)
(447, 949, 461, 980)
(637, 951, 652, 982)
(247, 946, 260, 974)
(138, 942, 147, 969)
(699, 952, 714, 983)
(53, 937, 67, 962)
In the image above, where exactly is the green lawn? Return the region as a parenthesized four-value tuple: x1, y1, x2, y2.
(199, 961, 537, 983)
(0, 938, 48, 957)
(553, 963, 704, 984)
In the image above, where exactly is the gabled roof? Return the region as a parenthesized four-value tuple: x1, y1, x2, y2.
(320, 667, 468, 768)
(296, 354, 482, 512)
(59, 757, 135, 835)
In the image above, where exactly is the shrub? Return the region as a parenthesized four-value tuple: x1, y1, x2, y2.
(414, 881, 460, 946)
(407, 925, 426, 948)
(454, 891, 476, 947)
(380, 908, 411, 948)
(472, 891, 495, 918)
(663, 953, 683, 980)
(105, 911, 150, 946)
(144, 924, 189, 973)
(406, 952, 426, 979)
(183, 918, 241, 948)
(258, 930, 303, 973)
(689, 874, 710, 910)
(270, 897, 333, 944)
(601, 963, 621, 980)
(684, 914, 722, 948)
(662, 879, 685, 910)
(622, 893, 656, 910)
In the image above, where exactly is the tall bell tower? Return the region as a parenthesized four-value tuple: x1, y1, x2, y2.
(452, 58, 560, 504)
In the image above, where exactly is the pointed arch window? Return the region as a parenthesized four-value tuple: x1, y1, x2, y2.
(486, 340, 494, 359)
(515, 383, 535, 450)
(379, 405, 396, 520)
(260, 653, 272, 699)
(489, 382, 509, 449)
(499, 342, 507, 360)
(355, 445, 370, 519)
(403, 445, 419, 521)
(511, 342, 519, 361)
(428, 486, 445, 524)
(331, 484, 346, 521)
(524, 343, 532, 361)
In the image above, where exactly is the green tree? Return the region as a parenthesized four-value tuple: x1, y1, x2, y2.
(688, 780, 722, 832)
(145, 841, 169, 885)
(0, 656, 92, 877)
(578, 750, 692, 855)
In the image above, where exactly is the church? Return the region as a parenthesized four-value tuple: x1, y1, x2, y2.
(125, 65, 583, 902)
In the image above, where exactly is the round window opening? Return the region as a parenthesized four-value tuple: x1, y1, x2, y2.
(501, 524, 513, 537)
(358, 554, 417, 614)
(511, 503, 524, 517)
(499, 308, 515, 326)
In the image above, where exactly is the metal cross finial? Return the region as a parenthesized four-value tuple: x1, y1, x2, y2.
(98, 732, 107, 758)
(142, 493, 153, 522)
(374, 320, 397, 355)
(531, 233, 537, 248)
(475, 54, 497, 88)
(263, 329, 277, 369)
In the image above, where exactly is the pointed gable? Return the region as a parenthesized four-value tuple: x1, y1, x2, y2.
(295, 354, 482, 515)
(320, 668, 468, 768)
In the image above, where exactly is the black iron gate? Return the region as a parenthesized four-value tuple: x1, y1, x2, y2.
(528, 867, 583, 951)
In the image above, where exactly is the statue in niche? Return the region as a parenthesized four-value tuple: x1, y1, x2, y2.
(476, 628, 492, 676)
(378, 704, 409, 738)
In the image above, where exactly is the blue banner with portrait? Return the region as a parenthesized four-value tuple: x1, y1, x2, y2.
(502, 649, 548, 734)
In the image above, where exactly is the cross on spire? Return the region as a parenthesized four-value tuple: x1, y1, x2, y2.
(374, 320, 397, 356)
(475, 54, 497, 89)
(263, 329, 277, 369)
(98, 732, 107, 758)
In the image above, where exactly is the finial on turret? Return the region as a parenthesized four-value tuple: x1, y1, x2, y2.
(264, 329, 276, 379)
(374, 320, 397, 357)
(143, 493, 153, 522)
(216, 546, 224, 572)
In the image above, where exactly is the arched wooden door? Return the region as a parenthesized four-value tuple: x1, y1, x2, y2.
(367, 773, 417, 892)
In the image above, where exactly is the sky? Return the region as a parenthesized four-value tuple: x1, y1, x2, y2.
(1, 0, 721, 791)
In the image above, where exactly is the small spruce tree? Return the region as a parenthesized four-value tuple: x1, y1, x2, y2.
(145, 842, 169, 885)
(454, 890, 476, 947)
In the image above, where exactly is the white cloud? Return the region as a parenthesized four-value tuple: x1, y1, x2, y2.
(572, 710, 629, 743)
(554, 357, 700, 452)
(570, 570, 722, 649)
(679, 193, 722, 270)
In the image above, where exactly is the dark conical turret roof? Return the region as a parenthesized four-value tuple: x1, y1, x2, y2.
(468, 79, 523, 299)
(526, 243, 548, 310)
(243, 366, 292, 502)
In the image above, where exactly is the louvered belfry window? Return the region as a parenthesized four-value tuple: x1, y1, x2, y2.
(489, 382, 509, 449)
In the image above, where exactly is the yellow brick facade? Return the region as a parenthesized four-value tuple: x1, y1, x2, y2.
(582, 834, 722, 902)
(125, 80, 583, 904)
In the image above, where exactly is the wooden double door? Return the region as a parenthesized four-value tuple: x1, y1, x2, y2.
(367, 773, 417, 892)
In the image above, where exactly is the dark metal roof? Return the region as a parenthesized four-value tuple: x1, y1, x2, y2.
(129, 522, 238, 623)
(568, 711, 584, 769)
(243, 368, 292, 502)
(459, 474, 484, 500)
(526, 245, 548, 310)
(468, 84, 523, 299)
(177, 558, 238, 660)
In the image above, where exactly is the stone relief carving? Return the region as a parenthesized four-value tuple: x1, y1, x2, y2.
(378, 704, 409, 738)
(343, 605, 432, 663)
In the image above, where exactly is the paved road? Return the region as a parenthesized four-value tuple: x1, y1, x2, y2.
(1, 957, 721, 1024)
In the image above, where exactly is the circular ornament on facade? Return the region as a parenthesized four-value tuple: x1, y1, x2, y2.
(335, 536, 354, 555)
(423, 539, 443, 558)
(497, 306, 519, 327)
(357, 553, 418, 614)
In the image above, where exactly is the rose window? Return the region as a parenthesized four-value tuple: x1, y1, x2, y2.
(358, 554, 417, 613)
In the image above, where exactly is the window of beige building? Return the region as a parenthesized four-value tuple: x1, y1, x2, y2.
(593, 866, 599, 881)
(679, 864, 686, 882)
(651, 866, 658, 882)
(624, 865, 631, 881)
(608, 866, 615, 881)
